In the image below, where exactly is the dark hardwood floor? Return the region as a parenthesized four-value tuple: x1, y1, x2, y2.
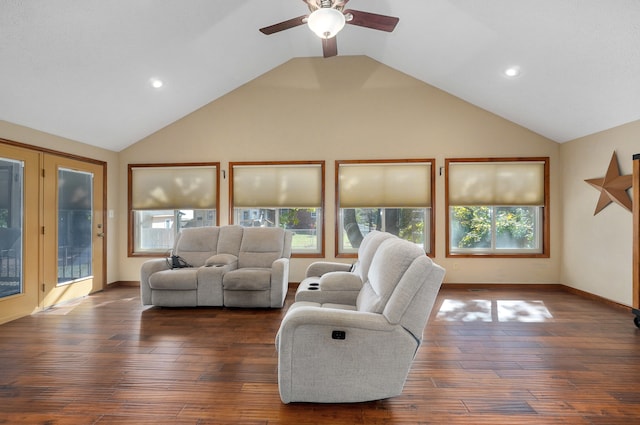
(1, 285, 639, 424)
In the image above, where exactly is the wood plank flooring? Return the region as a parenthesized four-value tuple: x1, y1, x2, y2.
(1, 285, 639, 424)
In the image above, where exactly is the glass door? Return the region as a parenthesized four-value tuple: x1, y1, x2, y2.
(0, 158, 23, 298)
(0, 144, 40, 324)
(42, 155, 104, 308)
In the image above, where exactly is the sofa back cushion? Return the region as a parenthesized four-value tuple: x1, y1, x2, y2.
(238, 227, 287, 268)
(352, 231, 397, 282)
(356, 237, 425, 314)
(217, 225, 244, 256)
(174, 227, 220, 267)
(383, 255, 445, 339)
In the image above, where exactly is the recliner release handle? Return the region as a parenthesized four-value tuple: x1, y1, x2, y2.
(332, 330, 346, 340)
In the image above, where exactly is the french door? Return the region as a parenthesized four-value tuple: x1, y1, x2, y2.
(0, 144, 40, 323)
(42, 155, 104, 308)
(0, 141, 105, 323)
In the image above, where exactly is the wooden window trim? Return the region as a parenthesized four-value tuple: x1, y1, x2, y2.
(335, 158, 436, 259)
(127, 162, 220, 257)
(445, 157, 550, 258)
(229, 160, 325, 259)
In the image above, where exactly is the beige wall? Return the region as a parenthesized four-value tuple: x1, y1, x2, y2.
(0, 119, 120, 285)
(560, 120, 639, 305)
(119, 56, 561, 285)
(4, 56, 636, 307)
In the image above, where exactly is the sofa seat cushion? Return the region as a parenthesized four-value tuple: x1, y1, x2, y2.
(285, 301, 357, 313)
(223, 268, 271, 291)
(148, 269, 198, 290)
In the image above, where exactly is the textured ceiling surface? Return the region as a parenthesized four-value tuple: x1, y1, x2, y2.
(1, 0, 639, 152)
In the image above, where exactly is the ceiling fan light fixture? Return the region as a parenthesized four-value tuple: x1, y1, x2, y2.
(307, 8, 345, 39)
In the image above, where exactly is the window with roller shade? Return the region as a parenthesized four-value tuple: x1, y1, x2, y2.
(446, 158, 549, 257)
(128, 163, 219, 256)
(230, 161, 324, 257)
(336, 159, 434, 256)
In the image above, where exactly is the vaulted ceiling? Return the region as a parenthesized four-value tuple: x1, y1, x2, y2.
(2, 0, 639, 152)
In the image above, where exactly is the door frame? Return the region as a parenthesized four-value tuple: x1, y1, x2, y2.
(633, 153, 639, 309)
(0, 137, 107, 322)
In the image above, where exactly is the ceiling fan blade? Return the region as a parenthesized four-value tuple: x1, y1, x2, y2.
(322, 37, 338, 58)
(259, 15, 307, 35)
(344, 9, 399, 32)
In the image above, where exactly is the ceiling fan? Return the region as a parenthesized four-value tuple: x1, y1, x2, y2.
(259, 0, 399, 58)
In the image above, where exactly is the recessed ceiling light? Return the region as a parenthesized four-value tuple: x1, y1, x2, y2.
(504, 66, 521, 78)
(150, 78, 164, 89)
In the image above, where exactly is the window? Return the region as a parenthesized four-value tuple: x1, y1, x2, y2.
(128, 163, 219, 256)
(0, 158, 23, 298)
(57, 168, 93, 282)
(336, 160, 434, 256)
(230, 161, 324, 257)
(446, 158, 549, 257)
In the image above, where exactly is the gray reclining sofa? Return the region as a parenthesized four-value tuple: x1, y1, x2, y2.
(277, 231, 445, 403)
(140, 225, 292, 308)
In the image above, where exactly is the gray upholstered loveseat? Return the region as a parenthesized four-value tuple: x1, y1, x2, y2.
(277, 231, 445, 403)
(140, 225, 292, 308)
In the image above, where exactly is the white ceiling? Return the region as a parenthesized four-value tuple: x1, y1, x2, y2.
(1, 0, 639, 152)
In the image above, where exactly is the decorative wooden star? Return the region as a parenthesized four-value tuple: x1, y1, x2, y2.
(584, 151, 633, 215)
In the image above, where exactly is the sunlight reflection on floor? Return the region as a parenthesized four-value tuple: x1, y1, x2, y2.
(435, 299, 554, 322)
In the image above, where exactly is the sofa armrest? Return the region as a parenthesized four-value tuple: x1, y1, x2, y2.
(305, 261, 352, 278)
(279, 306, 392, 337)
(276, 306, 416, 403)
(319, 271, 363, 291)
(276, 306, 418, 403)
(270, 258, 290, 307)
(205, 253, 238, 268)
(277, 306, 395, 354)
(140, 258, 170, 305)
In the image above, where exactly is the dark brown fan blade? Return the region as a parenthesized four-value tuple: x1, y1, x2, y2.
(344, 9, 399, 32)
(259, 15, 307, 35)
(322, 37, 338, 58)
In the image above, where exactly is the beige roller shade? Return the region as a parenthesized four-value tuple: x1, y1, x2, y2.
(339, 162, 432, 208)
(131, 165, 217, 210)
(448, 161, 545, 206)
(233, 164, 322, 208)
